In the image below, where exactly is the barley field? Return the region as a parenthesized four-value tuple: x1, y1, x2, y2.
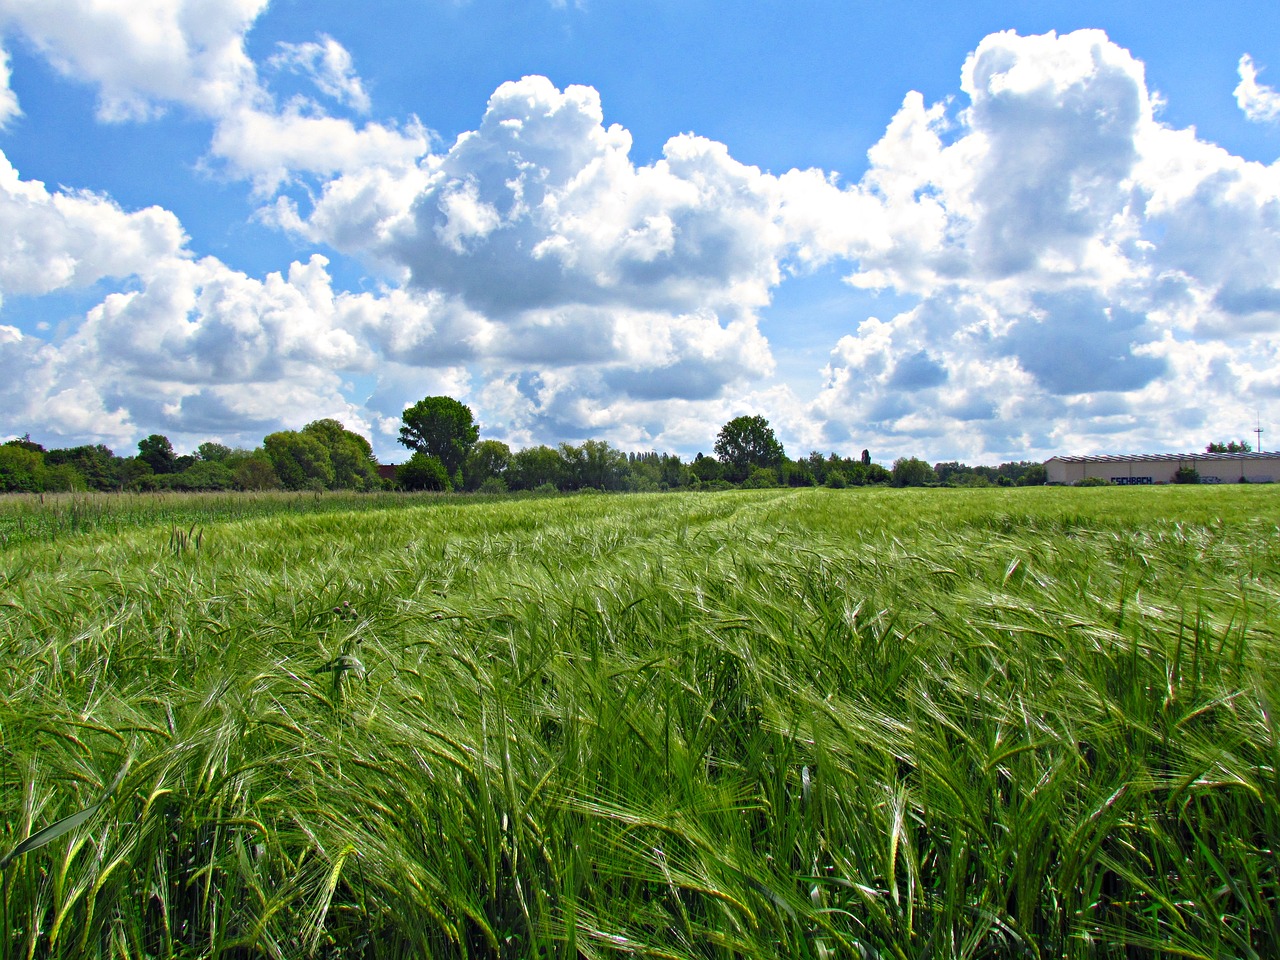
(0, 486, 1277, 958)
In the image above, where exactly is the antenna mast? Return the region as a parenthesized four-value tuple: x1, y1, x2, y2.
(1255, 412, 1265, 454)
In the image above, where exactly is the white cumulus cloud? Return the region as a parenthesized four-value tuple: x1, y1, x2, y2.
(268, 34, 371, 114)
(1235, 54, 1280, 124)
(805, 29, 1280, 460)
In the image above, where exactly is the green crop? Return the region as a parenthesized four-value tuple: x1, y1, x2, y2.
(0, 486, 1276, 957)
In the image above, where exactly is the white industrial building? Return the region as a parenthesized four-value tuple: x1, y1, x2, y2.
(1045, 452, 1280, 485)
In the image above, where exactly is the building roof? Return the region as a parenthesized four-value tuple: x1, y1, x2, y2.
(1047, 451, 1280, 464)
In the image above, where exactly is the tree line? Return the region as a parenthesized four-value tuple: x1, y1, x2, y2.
(0, 398, 1046, 494)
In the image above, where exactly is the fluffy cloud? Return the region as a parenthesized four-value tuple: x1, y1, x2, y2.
(0, 145, 411, 447)
(282, 75, 795, 431)
(268, 35, 371, 114)
(0, 0, 425, 191)
(807, 29, 1280, 460)
(0, 46, 18, 127)
(7, 15, 1280, 463)
(1235, 54, 1280, 124)
(0, 152, 187, 300)
(0, 0, 266, 119)
(210, 105, 428, 194)
(303, 76, 791, 319)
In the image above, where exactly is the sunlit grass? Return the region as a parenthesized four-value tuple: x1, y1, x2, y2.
(1, 486, 1277, 957)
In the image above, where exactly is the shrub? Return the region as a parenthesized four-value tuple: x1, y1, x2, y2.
(397, 452, 452, 491)
(742, 466, 780, 488)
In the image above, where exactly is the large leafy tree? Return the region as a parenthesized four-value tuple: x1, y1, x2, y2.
(138, 434, 177, 474)
(462, 439, 512, 491)
(45, 444, 119, 490)
(263, 431, 335, 490)
(398, 397, 479, 478)
(714, 415, 785, 482)
(302, 419, 381, 490)
(891, 456, 936, 488)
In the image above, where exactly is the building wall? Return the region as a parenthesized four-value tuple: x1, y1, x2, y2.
(1046, 456, 1280, 485)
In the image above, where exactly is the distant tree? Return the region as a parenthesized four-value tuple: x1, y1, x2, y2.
(933, 461, 970, 485)
(138, 434, 177, 474)
(302, 419, 380, 490)
(43, 463, 83, 491)
(742, 465, 780, 488)
(232, 451, 280, 490)
(168, 459, 236, 490)
(264, 431, 334, 490)
(864, 462, 892, 485)
(5, 434, 44, 453)
(825, 469, 848, 489)
(117, 456, 156, 490)
(196, 441, 233, 462)
(714, 415, 784, 482)
(398, 397, 479, 478)
(560, 439, 629, 491)
(626, 451, 689, 490)
(1174, 466, 1200, 484)
(397, 452, 451, 491)
(1207, 441, 1252, 453)
(45, 444, 119, 490)
(508, 445, 565, 491)
(891, 456, 936, 488)
(785, 460, 815, 487)
(0, 445, 45, 492)
(462, 440, 512, 491)
(1016, 464, 1047, 486)
(690, 453, 724, 484)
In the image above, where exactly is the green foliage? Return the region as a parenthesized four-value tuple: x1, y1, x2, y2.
(462, 439, 512, 491)
(45, 444, 118, 490)
(196, 441, 233, 462)
(1174, 465, 1201, 484)
(302, 418, 381, 490)
(1076, 476, 1111, 486)
(1208, 440, 1252, 452)
(824, 468, 847, 488)
(689, 452, 723, 483)
(742, 464, 780, 488)
(137, 433, 176, 474)
(714, 415, 785, 481)
(1018, 463, 1047, 486)
(891, 455, 936, 487)
(507, 445, 564, 491)
(264, 430, 336, 490)
(162, 459, 236, 490)
(398, 396, 479, 476)
(396, 451, 451, 491)
(558, 439, 629, 491)
(0, 444, 46, 492)
(627, 451, 690, 490)
(232, 450, 281, 490)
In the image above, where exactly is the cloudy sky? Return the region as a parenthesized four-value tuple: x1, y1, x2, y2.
(2, 0, 1279, 464)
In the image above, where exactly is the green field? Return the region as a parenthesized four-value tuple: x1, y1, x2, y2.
(1, 487, 1277, 958)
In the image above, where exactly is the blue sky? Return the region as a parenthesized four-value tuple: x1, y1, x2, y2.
(1, 1, 1279, 463)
